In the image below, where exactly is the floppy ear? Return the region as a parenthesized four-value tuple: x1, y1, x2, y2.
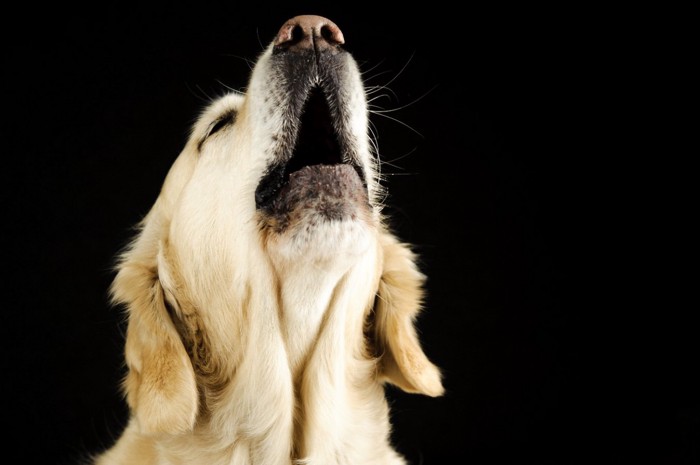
(373, 233, 444, 397)
(111, 219, 198, 435)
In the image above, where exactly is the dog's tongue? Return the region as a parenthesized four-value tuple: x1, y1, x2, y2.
(270, 164, 367, 219)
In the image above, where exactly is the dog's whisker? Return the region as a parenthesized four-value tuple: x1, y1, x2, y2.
(372, 84, 440, 116)
(255, 26, 266, 52)
(220, 53, 257, 71)
(380, 171, 419, 176)
(366, 94, 395, 107)
(363, 73, 401, 94)
(370, 110, 425, 138)
(365, 51, 417, 98)
(358, 58, 388, 78)
(215, 79, 245, 96)
(367, 121, 381, 155)
(363, 51, 415, 86)
(184, 82, 217, 105)
(379, 147, 419, 171)
(368, 127, 390, 206)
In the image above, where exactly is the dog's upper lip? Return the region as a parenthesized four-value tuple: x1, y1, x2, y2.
(255, 87, 364, 210)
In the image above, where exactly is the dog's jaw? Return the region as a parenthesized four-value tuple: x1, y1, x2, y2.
(250, 39, 377, 259)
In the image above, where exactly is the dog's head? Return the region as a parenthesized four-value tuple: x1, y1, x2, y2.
(110, 15, 443, 436)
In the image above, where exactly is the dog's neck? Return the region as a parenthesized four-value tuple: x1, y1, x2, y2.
(267, 226, 378, 377)
(277, 261, 345, 375)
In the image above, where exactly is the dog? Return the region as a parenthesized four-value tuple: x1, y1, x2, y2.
(91, 15, 443, 465)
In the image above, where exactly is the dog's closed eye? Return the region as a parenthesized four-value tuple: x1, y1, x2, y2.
(198, 110, 237, 150)
(208, 111, 237, 136)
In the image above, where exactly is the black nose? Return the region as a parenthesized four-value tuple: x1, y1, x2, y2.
(274, 15, 345, 52)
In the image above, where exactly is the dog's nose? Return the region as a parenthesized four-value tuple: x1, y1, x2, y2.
(274, 15, 344, 51)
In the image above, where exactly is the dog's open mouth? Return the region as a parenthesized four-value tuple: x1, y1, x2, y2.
(255, 87, 367, 221)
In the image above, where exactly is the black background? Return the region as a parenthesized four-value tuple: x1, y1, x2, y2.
(3, 3, 695, 465)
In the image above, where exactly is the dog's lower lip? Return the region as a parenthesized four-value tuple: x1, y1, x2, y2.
(285, 163, 361, 192)
(267, 163, 367, 217)
(256, 161, 362, 211)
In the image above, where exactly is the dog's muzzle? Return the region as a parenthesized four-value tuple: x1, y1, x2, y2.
(255, 16, 369, 229)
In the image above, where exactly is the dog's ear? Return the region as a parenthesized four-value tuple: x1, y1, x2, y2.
(111, 219, 198, 435)
(372, 233, 444, 397)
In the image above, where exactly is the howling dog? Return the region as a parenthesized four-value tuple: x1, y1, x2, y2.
(92, 15, 443, 465)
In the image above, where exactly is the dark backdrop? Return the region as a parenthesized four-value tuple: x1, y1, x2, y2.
(3, 3, 694, 465)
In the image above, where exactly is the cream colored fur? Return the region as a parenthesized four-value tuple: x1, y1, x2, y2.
(92, 28, 443, 465)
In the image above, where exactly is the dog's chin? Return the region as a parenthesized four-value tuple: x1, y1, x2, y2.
(260, 163, 373, 263)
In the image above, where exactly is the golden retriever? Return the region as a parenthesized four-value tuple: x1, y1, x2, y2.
(92, 15, 443, 465)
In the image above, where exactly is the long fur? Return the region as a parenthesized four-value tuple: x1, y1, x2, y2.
(92, 16, 443, 465)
